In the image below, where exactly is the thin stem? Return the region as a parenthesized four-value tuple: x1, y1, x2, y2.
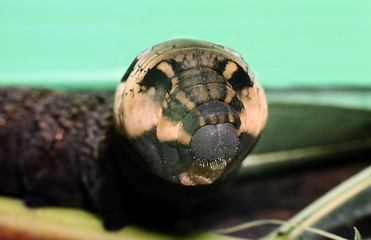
(214, 219, 347, 240)
(259, 165, 371, 240)
(214, 219, 284, 234)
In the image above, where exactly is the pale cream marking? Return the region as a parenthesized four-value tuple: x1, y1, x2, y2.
(224, 86, 236, 103)
(247, 67, 257, 84)
(156, 61, 175, 78)
(177, 128, 192, 146)
(174, 53, 185, 62)
(161, 93, 169, 109)
(225, 81, 233, 89)
(127, 87, 160, 138)
(224, 53, 248, 73)
(171, 76, 179, 86)
(115, 79, 160, 138)
(257, 82, 268, 128)
(222, 61, 238, 80)
(175, 91, 196, 111)
(237, 108, 248, 133)
(198, 115, 206, 127)
(238, 81, 268, 137)
(228, 111, 240, 134)
(156, 117, 181, 142)
(179, 171, 212, 186)
(113, 82, 127, 134)
(179, 172, 194, 186)
(228, 111, 235, 124)
(179, 166, 224, 186)
(167, 83, 180, 98)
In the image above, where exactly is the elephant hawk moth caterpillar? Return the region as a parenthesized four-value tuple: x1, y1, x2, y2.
(0, 39, 267, 230)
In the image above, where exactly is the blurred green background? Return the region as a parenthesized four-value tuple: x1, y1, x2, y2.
(0, 0, 370, 90)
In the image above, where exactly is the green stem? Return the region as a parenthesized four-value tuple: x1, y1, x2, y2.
(214, 219, 284, 235)
(214, 219, 346, 240)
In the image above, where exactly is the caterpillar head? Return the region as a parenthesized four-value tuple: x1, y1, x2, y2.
(114, 39, 267, 187)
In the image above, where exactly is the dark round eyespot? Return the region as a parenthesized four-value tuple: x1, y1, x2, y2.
(190, 123, 238, 165)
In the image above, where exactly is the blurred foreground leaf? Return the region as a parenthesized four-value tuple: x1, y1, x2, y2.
(241, 88, 371, 178)
(0, 196, 239, 240)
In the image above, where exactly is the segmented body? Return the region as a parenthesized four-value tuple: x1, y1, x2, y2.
(0, 39, 267, 230)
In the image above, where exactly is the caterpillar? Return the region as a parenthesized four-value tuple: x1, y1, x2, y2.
(0, 39, 267, 230)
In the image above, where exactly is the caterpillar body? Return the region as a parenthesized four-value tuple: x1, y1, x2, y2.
(0, 39, 267, 230)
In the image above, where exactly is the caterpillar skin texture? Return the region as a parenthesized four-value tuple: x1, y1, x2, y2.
(0, 39, 267, 230)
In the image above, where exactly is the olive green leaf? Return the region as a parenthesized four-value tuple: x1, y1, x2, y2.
(240, 88, 371, 178)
